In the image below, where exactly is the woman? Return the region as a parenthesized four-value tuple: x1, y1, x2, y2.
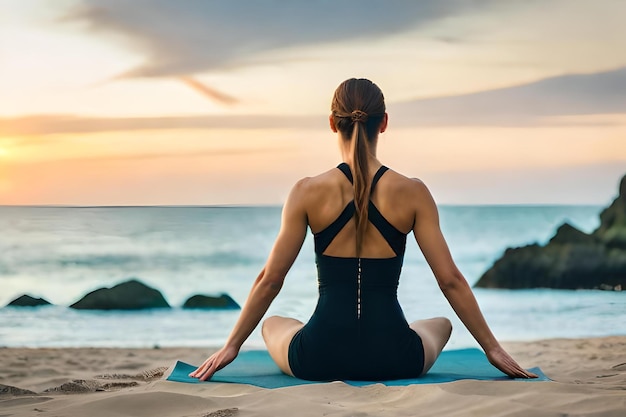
(190, 78, 537, 381)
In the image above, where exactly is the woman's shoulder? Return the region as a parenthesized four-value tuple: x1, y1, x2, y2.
(288, 167, 348, 200)
(296, 166, 350, 187)
(290, 165, 434, 202)
(383, 167, 431, 195)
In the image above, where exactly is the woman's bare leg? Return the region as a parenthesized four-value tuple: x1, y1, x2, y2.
(409, 317, 452, 375)
(262, 316, 305, 376)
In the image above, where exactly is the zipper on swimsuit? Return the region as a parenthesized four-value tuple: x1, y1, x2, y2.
(357, 257, 361, 319)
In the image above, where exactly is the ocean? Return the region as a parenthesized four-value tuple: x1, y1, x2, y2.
(1, 205, 624, 349)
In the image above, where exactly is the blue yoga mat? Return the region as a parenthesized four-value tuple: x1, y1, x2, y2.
(166, 348, 549, 389)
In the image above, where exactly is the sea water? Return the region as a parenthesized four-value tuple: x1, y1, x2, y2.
(0, 205, 624, 348)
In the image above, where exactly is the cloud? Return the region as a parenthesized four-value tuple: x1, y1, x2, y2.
(11, 147, 291, 166)
(2, 67, 625, 135)
(0, 114, 325, 136)
(53, 1, 626, 108)
(179, 76, 238, 105)
(61, 0, 500, 77)
(390, 66, 626, 126)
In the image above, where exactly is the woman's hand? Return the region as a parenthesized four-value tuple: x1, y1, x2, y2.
(189, 345, 239, 381)
(486, 345, 538, 379)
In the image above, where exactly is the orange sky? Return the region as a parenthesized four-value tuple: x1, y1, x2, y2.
(1, 1, 625, 205)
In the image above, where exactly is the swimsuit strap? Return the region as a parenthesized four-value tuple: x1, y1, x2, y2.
(314, 163, 404, 256)
(368, 203, 407, 257)
(367, 166, 406, 256)
(337, 163, 388, 190)
(370, 166, 389, 193)
(337, 162, 353, 184)
(314, 201, 355, 254)
(314, 163, 354, 254)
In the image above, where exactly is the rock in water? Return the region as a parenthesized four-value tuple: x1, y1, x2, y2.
(549, 222, 598, 245)
(183, 294, 240, 309)
(6, 294, 52, 307)
(70, 279, 170, 310)
(475, 174, 626, 290)
(594, 175, 626, 249)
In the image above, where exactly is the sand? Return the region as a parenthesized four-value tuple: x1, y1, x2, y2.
(0, 336, 624, 417)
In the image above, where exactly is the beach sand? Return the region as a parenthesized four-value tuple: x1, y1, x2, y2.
(1, 336, 624, 417)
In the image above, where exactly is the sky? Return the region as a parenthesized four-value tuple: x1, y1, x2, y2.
(0, 0, 625, 205)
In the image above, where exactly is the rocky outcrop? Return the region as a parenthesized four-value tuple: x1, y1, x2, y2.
(594, 175, 626, 249)
(70, 279, 170, 310)
(182, 294, 240, 310)
(475, 174, 626, 290)
(6, 294, 52, 307)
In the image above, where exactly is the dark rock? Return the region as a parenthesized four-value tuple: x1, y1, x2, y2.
(70, 279, 170, 310)
(6, 294, 52, 307)
(549, 222, 598, 245)
(476, 242, 625, 290)
(594, 175, 626, 249)
(182, 294, 240, 310)
(476, 174, 626, 290)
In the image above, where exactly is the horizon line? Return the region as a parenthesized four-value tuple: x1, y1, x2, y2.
(0, 203, 605, 208)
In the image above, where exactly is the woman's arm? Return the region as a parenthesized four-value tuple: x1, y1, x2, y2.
(411, 180, 537, 378)
(190, 179, 310, 380)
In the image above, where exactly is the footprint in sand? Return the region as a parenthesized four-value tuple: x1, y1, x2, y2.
(95, 367, 168, 381)
(203, 408, 239, 417)
(611, 362, 626, 371)
(0, 384, 38, 396)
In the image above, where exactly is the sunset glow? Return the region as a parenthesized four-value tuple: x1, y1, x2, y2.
(1, 0, 625, 205)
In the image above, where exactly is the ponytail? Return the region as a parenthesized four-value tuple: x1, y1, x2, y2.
(330, 78, 386, 257)
(351, 114, 371, 256)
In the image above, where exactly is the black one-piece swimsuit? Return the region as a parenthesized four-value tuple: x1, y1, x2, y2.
(287, 163, 425, 381)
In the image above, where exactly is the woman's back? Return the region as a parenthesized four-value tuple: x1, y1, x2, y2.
(303, 163, 419, 259)
(287, 162, 425, 381)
